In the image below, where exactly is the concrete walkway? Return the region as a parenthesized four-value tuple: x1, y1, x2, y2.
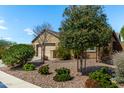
(0, 71, 40, 88)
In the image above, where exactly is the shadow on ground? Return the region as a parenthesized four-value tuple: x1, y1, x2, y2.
(30, 58, 44, 67)
(80, 66, 114, 75)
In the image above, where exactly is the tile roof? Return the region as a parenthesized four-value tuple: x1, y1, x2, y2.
(32, 30, 59, 43)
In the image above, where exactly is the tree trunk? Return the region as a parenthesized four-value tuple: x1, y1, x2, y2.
(96, 47, 98, 62)
(77, 54, 79, 72)
(40, 44, 45, 64)
(80, 52, 83, 75)
(98, 46, 101, 63)
(84, 51, 87, 74)
(40, 44, 43, 63)
(42, 44, 45, 64)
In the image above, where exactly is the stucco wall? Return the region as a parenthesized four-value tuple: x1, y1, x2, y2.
(86, 52, 96, 59)
(32, 32, 59, 59)
(32, 31, 98, 59)
(45, 46, 56, 59)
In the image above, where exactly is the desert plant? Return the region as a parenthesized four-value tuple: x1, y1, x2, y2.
(113, 52, 124, 83)
(38, 65, 49, 75)
(23, 63, 35, 71)
(89, 67, 118, 88)
(53, 67, 73, 82)
(56, 45, 71, 60)
(2, 44, 35, 68)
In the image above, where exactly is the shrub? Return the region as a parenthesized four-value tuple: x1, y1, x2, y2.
(38, 65, 49, 75)
(53, 67, 73, 82)
(55, 67, 70, 75)
(2, 44, 35, 68)
(53, 73, 72, 82)
(113, 52, 124, 83)
(23, 63, 35, 71)
(0, 40, 16, 59)
(0, 46, 6, 59)
(56, 46, 71, 60)
(89, 67, 118, 88)
(89, 70, 112, 81)
(85, 79, 100, 88)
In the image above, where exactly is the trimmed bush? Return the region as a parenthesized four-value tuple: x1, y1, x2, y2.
(89, 67, 118, 88)
(113, 52, 124, 83)
(55, 67, 70, 75)
(56, 46, 71, 60)
(23, 63, 35, 71)
(53, 67, 73, 82)
(38, 65, 49, 75)
(2, 44, 35, 68)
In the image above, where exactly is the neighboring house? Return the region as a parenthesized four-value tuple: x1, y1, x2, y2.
(32, 30, 123, 60)
(112, 32, 123, 52)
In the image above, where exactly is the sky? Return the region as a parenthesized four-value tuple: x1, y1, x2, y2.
(0, 5, 124, 44)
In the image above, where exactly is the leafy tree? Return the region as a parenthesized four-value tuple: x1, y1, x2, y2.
(59, 5, 112, 74)
(120, 26, 124, 41)
(33, 23, 53, 64)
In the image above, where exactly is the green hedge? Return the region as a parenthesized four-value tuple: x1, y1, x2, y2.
(2, 44, 35, 68)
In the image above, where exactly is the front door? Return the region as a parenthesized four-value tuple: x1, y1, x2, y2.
(53, 50, 57, 58)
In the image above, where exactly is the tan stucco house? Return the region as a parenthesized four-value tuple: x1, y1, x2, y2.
(32, 30, 59, 60)
(32, 30, 123, 60)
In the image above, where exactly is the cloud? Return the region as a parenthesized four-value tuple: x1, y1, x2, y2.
(0, 25, 8, 30)
(24, 28, 34, 35)
(0, 19, 8, 30)
(2, 37, 12, 41)
(0, 19, 5, 24)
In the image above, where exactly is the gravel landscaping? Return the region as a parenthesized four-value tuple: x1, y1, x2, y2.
(0, 58, 115, 88)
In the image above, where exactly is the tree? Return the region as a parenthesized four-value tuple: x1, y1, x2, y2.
(0, 39, 16, 47)
(59, 5, 112, 75)
(33, 23, 53, 64)
(120, 26, 124, 41)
